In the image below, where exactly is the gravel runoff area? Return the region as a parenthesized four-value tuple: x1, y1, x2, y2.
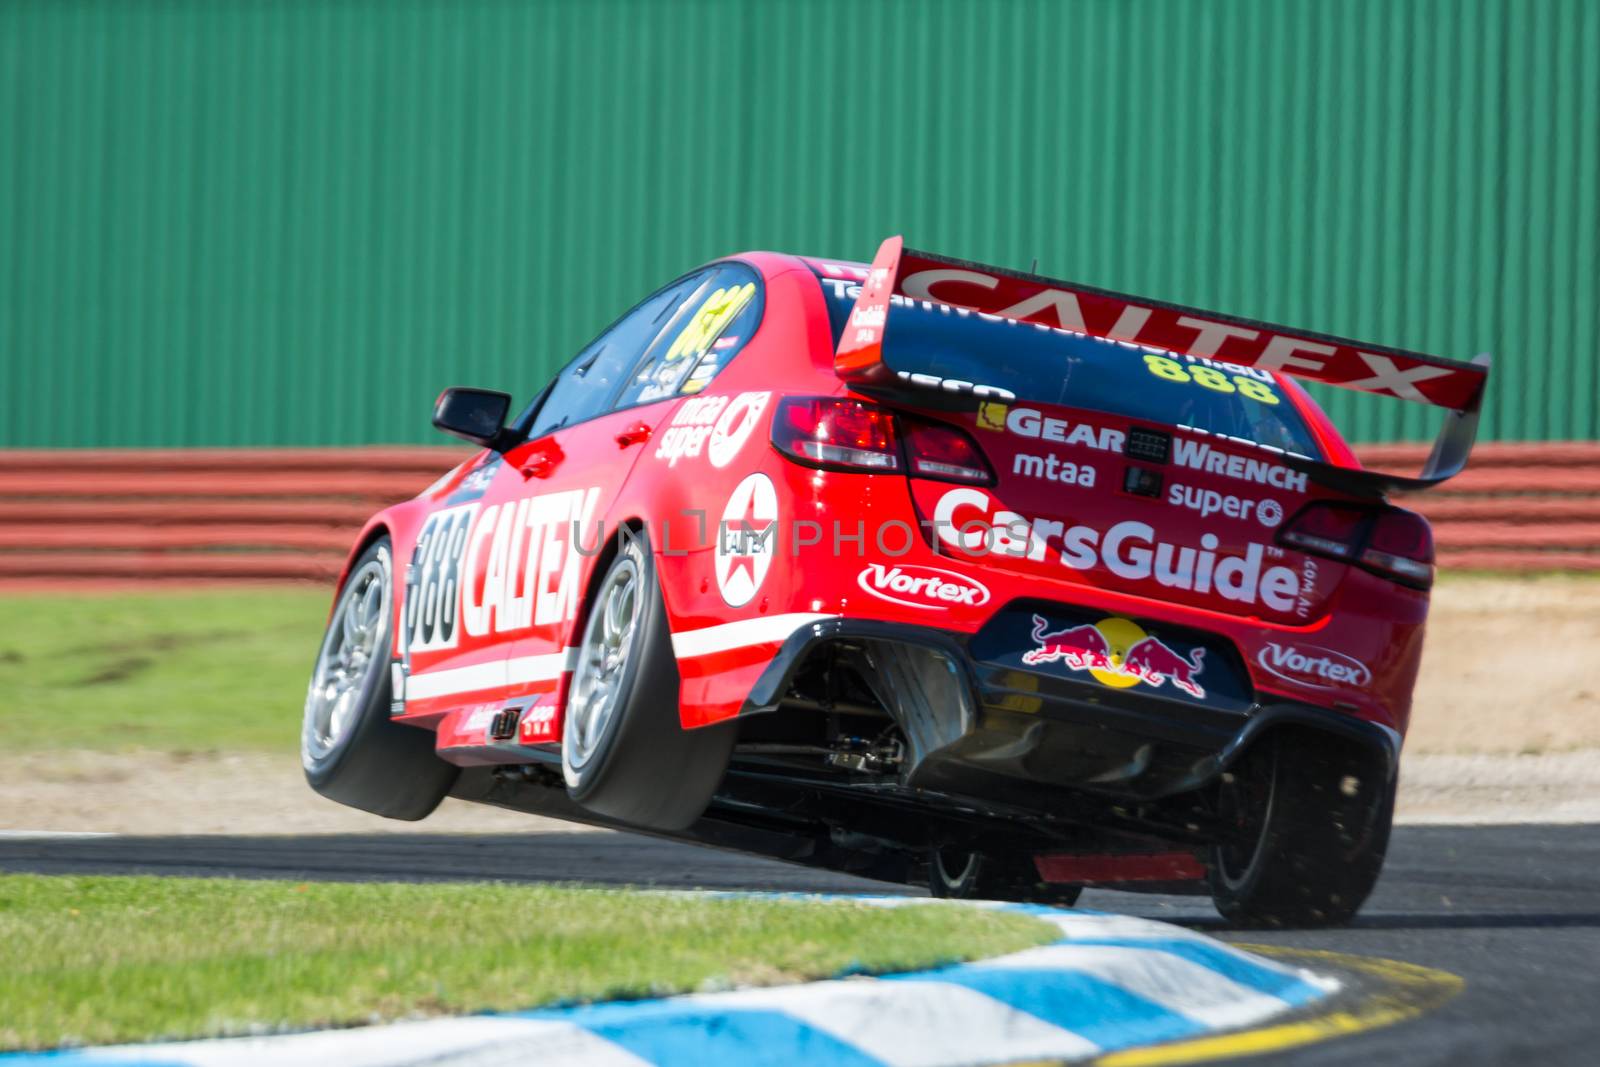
(2, 576, 1595, 835)
(6, 748, 1597, 836)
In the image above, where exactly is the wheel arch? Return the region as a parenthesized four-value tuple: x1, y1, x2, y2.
(569, 516, 649, 646)
(332, 496, 430, 647)
(1213, 703, 1401, 788)
(557, 516, 658, 728)
(337, 521, 392, 588)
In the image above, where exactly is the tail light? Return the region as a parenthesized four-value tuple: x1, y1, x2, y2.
(900, 417, 994, 484)
(770, 397, 993, 484)
(1278, 502, 1368, 561)
(1362, 509, 1436, 587)
(1279, 501, 1435, 589)
(771, 397, 901, 472)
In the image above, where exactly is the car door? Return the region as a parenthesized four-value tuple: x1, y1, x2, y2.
(398, 448, 532, 729)
(401, 277, 706, 747)
(492, 264, 765, 747)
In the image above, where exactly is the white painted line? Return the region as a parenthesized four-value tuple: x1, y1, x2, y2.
(713, 976, 1101, 1064)
(0, 830, 117, 839)
(409, 610, 834, 697)
(406, 649, 576, 701)
(1037, 910, 1237, 945)
(76, 1017, 649, 1067)
(506, 648, 577, 686)
(402, 659, 507, 700)
(670, 613, 833, 659)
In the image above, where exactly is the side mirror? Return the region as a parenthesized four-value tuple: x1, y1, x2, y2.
(432, 387, 515, 450)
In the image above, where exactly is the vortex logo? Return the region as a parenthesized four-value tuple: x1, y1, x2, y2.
(1257, 642, 1372, 690)
(857, 563, 990, 610)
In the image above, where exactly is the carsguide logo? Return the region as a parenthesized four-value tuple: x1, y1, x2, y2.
(856, 563, 990, 610)
(1257, 642, 1372, 689)
(933, 488, 1302, 612)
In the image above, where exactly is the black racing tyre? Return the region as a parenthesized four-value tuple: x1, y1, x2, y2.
(928, 848, 1084, 906)
(301, 537, 458, 821)
(561, 529, 735, 831)
(1208, 732, 1395, 928)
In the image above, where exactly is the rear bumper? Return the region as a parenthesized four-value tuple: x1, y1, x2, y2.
(740, 615, 1400, 804)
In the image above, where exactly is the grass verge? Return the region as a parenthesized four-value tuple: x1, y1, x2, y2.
(0, 574, 1586, 755)
(0, 874, 1058, 1050)
(0, 588, 328, 752)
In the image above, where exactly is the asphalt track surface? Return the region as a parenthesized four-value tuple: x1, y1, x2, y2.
(4, 823, 1596, 1065)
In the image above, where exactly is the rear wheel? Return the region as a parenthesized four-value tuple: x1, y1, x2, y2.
(928, 847, 1084, 906)
(302, 538, 458, 820)
(561, 530, 734, 831)
(1208, 732, 1394, 928)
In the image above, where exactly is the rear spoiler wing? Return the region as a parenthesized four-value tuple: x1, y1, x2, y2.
(834, 236, 1491, 498)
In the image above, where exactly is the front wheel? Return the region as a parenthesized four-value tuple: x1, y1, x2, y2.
(302, 538, 457, 820)
(560, 530, 734, 831)
(1208, 733, 1394, 928)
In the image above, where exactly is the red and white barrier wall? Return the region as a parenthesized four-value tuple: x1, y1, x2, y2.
(0, 443, 1596, 584)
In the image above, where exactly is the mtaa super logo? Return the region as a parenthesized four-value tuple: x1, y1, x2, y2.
(1022, 615, 1206, 698)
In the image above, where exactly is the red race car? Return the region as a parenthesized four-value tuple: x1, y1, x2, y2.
(303, 237, 1490, 926)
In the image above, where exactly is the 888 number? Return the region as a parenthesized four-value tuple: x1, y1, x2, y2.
(1142, 354, 1280, 404)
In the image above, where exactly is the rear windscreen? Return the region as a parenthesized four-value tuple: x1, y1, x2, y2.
(818, 274, 1323, 457)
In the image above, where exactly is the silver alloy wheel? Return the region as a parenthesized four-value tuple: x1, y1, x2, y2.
(934, 849, 980, 891)
(564, 555, 642, 780)
(302, 549, 390, 770)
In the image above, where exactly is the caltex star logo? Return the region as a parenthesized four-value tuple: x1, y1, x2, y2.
(716, 473, 778, 607)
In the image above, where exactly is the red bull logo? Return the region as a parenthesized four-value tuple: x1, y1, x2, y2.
(1021, 619, 1115, 671)
(1023, 615, 1207, 699)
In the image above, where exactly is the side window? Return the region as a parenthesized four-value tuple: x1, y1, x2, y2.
(522, 273, 706, 439)
(613, 264, 763, 408)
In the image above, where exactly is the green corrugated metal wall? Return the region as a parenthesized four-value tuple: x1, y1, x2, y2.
(2, 0, 1596, 447)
